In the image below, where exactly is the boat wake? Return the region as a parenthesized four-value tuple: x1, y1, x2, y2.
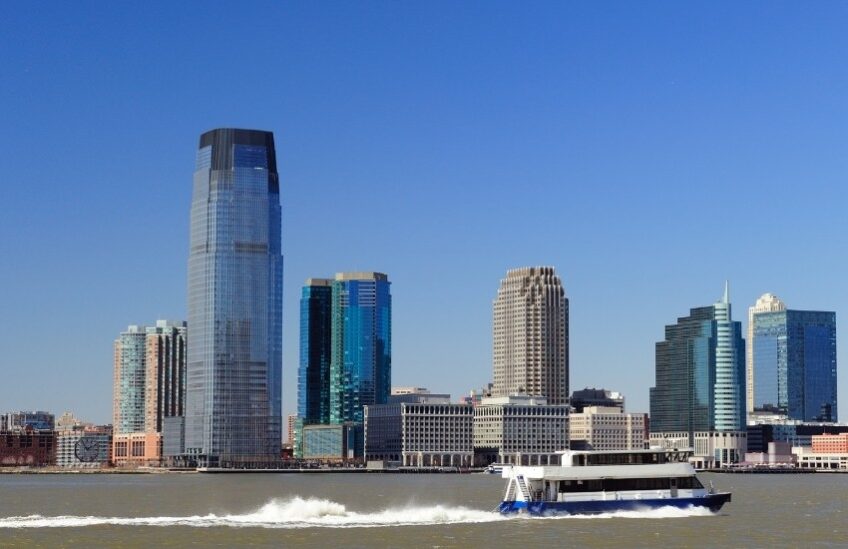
(0, 497, 506, 529)
(0, 498, 715, 529)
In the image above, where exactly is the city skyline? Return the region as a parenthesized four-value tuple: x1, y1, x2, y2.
(3, 4, 848, 423)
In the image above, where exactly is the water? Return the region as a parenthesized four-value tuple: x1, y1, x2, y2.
(0, 472, 846, 547)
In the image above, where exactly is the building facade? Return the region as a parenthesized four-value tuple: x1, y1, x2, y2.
(298, 279, 333, 425)
(301, 423, 363, 461)
(492, 267, 568, 404)
(568, 406, 647, 451)
(113, 326, 148, 434)
(751, 306, 837, 422)
(473, 396, 569, 466)
(56, 429, 112, 469)
(185, 128, 283, 467)
(0, 428, 56, 467)
(1, 411, 54, 431)
(746, 293, 786, 416)
(329, 272, 392, 424)
(365, 394, 473, 467)
(570, 388, 625, 413)
(113, 432, 162, 467)
(650, 284, 746, 439)
(811, 433, 848, 454)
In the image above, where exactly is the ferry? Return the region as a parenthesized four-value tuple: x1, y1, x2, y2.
(498, 449, 731, 515)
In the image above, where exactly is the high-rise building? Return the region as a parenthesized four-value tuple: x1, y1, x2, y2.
(650, 284, 746, 441)
(492, 266, 568, 404)
(746, 293, 786, 416)
(329, 272, 392, 424)
(750, 304, 837, 422)
(113, 321, 186, 436)
(185, 128, 283, 467)
(298, 278, 333, 425)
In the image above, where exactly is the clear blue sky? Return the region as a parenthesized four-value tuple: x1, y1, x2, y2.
(1, 2, 846, 424)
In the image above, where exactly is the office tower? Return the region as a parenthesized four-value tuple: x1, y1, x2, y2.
(746, 293, 786, 416)
(492, 266, 568, 404)
(650, 283, 746, 440)
(298, 279, 333, 425)
(185, 128, 283, 467)
(751, 305, 837, 422)
(113, 321, 187, 435)
(329, 272, 392, 424)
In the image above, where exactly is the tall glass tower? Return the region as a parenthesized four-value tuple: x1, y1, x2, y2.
(298, 278, 333, 425)
(650, 284, 745, 439)
(752, 307, 837, 422)
(329, 272, 392, 424)
(185, 128, 283, 467)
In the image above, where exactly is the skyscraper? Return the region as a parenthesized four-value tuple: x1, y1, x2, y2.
(329, 272, 392, 424)
(185, 128, 283, 467)
(650, 284, 745, 440)
(746, 293, 786, 417)
(751, 303, 837, 422)
(492, 266, 568, 404)
(299, 278, 333, 425)
(113, 320, 186, 435)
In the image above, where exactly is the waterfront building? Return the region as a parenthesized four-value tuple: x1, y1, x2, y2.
(113, 321, 186, 436)
(301, 423, 363, 462)
(746, 294, 786, 417)
(650, 285, 746, 450)
(329, 272, 392, 424)
(811, 432, 848, 453)
(56, 428, 111, 469)
(750, 302, 837, 422)
(286, 414, 297, 446)
(473, 395, 569, 466)
(793, 446, 848, 470)
(743, 441, 794, 466)
(492, 267, 568, 404)
(185, 128, 283, 468)
(365, 394, 473, 467)
(388, 387, 451, 404)
(112, 432, 162, 467)
(746, 421, 848, 452)
(0, 411, 54, 431)
(568, 406, 647, 451)
(570, 388, 625, 413)
(298, 279, 333, 425)
(0, 428, 56, 467)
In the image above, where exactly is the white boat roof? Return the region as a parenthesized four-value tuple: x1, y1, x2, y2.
(504, 462, 695, 480)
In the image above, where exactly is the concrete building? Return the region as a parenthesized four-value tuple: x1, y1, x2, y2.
(744, 441, 794, 466)
(492, 267, 568, 404)
(812, 432, 848, 453)
(56, 428, 111, 469)
(365, 396, 473, 467)
(473, 395, 569, 466)
(569, 406, 647, 450)
(388, 388, 451, 404)
(570, 388, 625, 413)
(794, 446, 848, 470)
(747, 421, 848, 452)
(746, 293, 786, 417)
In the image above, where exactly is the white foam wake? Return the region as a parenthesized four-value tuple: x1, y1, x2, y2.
(0, 497, 506, 529)
(539, 505, 717, 520)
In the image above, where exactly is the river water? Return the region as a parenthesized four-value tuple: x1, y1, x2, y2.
(0, 472, 845, 547)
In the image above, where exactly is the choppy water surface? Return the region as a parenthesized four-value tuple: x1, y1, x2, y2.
(0, 472, 845, 547)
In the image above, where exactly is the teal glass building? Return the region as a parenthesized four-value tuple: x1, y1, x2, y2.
(329, 272, 392, 424)
(298, 279, 333, 424)
(185, 128, 283, 467)
(752, 310, 837, 421)
(650, 285, 745, 439)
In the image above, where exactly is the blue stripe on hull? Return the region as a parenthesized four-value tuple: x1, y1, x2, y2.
(499, 493, 731, 516)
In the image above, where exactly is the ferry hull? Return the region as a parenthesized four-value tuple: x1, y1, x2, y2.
(498, 492, 731, 516)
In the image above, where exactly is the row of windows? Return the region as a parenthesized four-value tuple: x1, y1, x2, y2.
(557, 477, 702, 493)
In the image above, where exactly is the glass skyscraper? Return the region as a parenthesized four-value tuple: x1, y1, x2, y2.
(329, 272, 392, 424)
(298, 279, 333, 425)
(185, 128, 283, 467)
(752, 308, 837, 422)
(650, 284, 745, 439)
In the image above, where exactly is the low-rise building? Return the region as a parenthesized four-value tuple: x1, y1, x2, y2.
(569, 406, 647, 450)
(113, 432, 161, 467)
(744, 441, 794, 466)
(365, 397, 473, 467)
(811, 432, 848, 454)
(1, 411, 55, 431)
(0, 428, 56, 467)
(302, 423, 362, 462)
(570, 388, 625, 413)
(794, 446, 848, 470)
(57, 429, 112, 468)
(473, 396, 569, 466)
(650, 430, 747, 468)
